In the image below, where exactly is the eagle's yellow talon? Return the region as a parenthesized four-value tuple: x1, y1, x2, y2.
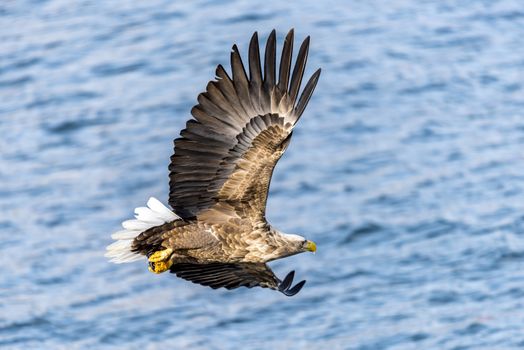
(148, 260, 173, 274)
(148, 248, 173, 263)
(148, 248, 173, 274)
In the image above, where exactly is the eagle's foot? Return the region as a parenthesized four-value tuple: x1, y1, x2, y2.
(148, 248, 173, 274)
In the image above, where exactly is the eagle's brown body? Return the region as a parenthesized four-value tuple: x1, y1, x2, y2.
(106, 29, 320, 296)
(133, 217, 302, 264)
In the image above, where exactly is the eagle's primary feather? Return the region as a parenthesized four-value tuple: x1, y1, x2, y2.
(106, 29, 320, 296)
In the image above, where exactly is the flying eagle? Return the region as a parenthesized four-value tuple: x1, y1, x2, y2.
(106, 29, 321, 296)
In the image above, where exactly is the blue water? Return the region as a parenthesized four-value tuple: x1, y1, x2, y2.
(2, 0, 524, 349)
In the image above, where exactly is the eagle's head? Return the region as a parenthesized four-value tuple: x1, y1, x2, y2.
(257, 230, 317, 262)
(279, 232, 316, 254)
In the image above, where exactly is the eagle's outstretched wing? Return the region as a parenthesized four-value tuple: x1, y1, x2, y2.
(170, 262, 306, 296)
(168, 29, 321, 220)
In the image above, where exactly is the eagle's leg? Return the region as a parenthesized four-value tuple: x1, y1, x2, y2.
(148, 248, 173, 274)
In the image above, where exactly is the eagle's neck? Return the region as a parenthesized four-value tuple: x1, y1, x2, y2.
(258, 228, 306, 262)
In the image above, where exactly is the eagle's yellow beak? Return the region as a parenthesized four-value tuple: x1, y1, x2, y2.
(305, 240, 317, 253)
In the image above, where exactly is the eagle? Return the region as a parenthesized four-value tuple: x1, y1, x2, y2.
(106, 29, 321, 296)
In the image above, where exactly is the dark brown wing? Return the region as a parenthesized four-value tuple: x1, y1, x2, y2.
(170, 262, 306, 296)
(169, 29, 321, 220)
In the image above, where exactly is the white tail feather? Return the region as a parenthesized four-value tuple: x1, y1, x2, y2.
(105, 197, 180, 264)
(134, 207, 164, 224)
(147, 197, 179, 221)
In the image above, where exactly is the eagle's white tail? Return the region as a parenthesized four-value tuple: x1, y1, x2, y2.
(105, 197, 179, 263)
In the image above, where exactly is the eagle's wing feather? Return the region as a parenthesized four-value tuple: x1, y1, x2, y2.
(169, 30, 320, 220)
(170, 262, 306, 296)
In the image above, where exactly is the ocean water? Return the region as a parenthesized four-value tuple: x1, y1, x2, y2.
(2, 0, 524, 349)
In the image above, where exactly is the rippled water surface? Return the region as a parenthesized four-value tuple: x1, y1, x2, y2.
(2, 0, 524, 349)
